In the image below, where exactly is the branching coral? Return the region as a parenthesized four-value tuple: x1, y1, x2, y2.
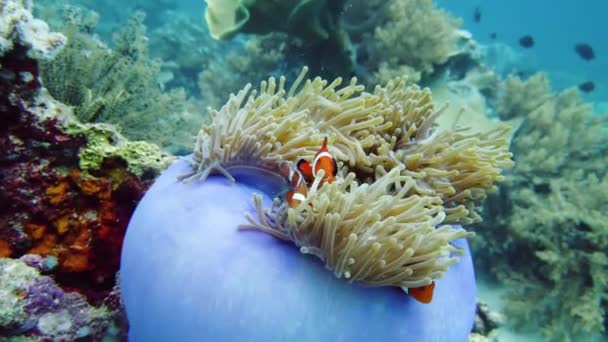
(477, 73, 608, 339)
(361, 0, 462, 85)
(183, 67, 513, 289)
(495, 73, 552, 121)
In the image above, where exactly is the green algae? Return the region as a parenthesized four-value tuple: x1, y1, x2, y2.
(66, 123, 173, 177)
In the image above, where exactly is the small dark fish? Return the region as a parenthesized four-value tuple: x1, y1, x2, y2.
(519, 35, 534, 48)
(473, 6, 481, 23)
(574, 43, 595, 61)
(489, 32, 497, 40)
(578, 81, 595, 93)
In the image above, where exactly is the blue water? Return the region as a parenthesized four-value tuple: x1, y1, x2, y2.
(438, 0, 607, 110)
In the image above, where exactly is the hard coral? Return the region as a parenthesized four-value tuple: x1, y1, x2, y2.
(0, 105, 157, 292)
(183, 67, 512, 289)
(0, 0, 66, 59)
(361, 0, 462, 85)
(477, 73, 608, 340)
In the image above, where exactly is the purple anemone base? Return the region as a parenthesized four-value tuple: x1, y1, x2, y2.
(120, 158, 477, 341)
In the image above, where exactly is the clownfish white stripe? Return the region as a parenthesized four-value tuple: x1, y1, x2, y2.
(290, 168, 304, 187)
(291, 192, 307, 203)
(312, 151, 333, 175)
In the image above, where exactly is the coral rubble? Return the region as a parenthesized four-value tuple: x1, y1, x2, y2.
(183, 67, 513, 290)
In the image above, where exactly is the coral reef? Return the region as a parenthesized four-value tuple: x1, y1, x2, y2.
(0, 258, 126, 340)
(39, 6, 204, 153)
(1, 0, 170, 300)
(0, 0, 66, 59)
(182, 68, 513, 290)
(476, 73, 608, 339)
(495, 73, 552, 120)
(198, 0, 478, 112)
(357, 0, 462, 86)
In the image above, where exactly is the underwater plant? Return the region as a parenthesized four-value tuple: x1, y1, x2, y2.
(121, 68, 513, 339)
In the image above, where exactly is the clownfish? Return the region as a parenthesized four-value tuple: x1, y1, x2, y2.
(406, 281, 435, 304)
(286, 181, 308, 208)
(297, 137, 337, 185)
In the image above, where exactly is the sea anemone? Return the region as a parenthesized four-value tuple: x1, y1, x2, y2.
(120, 68, 512, 340)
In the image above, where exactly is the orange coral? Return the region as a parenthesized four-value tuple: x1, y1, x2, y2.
(54, 215, 70, 235)
(4, 163, 152, 294)
(45, 181, 70, 205)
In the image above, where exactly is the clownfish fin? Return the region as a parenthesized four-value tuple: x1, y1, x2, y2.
(407, 281, 435, 304)
(320, 136, 329, 153)
(297, 159, 313, 181)
(332, 157, 338, 177)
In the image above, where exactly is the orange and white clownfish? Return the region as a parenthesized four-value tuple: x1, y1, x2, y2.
(406, 281, 435, 304)
(286, 181, 308, 208)
(297, 137, 338, 185)
(279, 161, 305, 189)
(279, 161, 310, 208)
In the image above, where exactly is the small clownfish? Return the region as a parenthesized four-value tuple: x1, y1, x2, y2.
(279, 162, 310, 208)
(286, 181, 308, 208)
(279, 161, 306, 189)
(407, 281, 435, 304)
(297, 137, 338, 185)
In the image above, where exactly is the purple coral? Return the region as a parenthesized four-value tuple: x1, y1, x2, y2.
(24, 276, 64, 316)
(0, 258, 127, 340)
